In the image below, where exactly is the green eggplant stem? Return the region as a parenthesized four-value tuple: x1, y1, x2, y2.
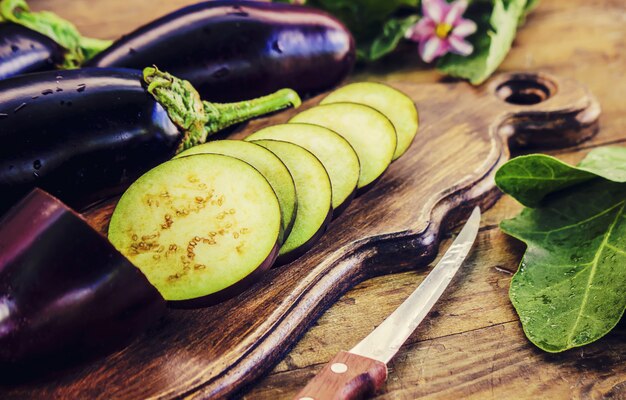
(205, 89, 302, 134)
(143, 66, 302, 153)
(0, 0, 112, 68)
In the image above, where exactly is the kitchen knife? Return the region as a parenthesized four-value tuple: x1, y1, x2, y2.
(294, 207, 481, 400)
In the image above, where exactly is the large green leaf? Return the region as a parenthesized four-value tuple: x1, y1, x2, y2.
(496, 147, 626, 207)
(502, 180, 626, 352)
(499, 147, 626, 353)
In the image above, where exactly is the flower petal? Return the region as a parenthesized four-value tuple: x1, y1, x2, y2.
(449, 35, 474, 56)
(422, 0, 447, 23)
(419, 36, 449, 63)
(452, 19, 477, 37)
(405, 17, 436, 41)
(444, 0, 468, 25)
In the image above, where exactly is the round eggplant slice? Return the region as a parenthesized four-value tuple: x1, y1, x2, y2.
(245, 123, 359, 215)
(321, 82, 418, 160)
(251, 140, 332, 265)
(175, 140, 297, 245)
(0, 189, 165, 375)
(108, 154, 281, 308)
(289, 103, 397, 192)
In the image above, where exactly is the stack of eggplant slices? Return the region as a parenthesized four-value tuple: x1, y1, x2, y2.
(0, 0, 417, 375)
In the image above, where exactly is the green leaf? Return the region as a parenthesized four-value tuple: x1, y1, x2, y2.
(292, 0, 419, 61)
(496, 147, 626, 207)
(502, 180, 626, 352)
(0, 0, 111, 68)
(363, 15, 419, 61)
(499, 147, 626, 353)
(437, 0, 527, 84)
(577, 146, 626, 182)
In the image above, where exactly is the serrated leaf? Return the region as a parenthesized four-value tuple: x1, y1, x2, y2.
(496, 147, 626, 207)
(502, 180, 626, 352)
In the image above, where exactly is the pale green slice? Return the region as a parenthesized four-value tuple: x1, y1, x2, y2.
(245, 123, 360, 211)
(289, 103, 397, 189)
(321, 82, 418, 160)
(252, 140, 332, 263)
(108, 154, 281, 303)
(175, 140, 297, 244)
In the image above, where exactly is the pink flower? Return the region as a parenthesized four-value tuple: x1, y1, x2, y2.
(405, 0, 477, 63)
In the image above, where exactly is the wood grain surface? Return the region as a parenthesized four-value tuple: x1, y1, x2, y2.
(4, 0, 625, 399)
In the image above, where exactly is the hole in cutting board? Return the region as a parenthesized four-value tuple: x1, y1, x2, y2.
(496, 75, 555, 105)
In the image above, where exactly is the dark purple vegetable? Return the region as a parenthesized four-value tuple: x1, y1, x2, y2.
(0, 0, 112, 80)
(0, 67, 300, 213)
(0, 22, 64, 79)
(87, 0, 355, 102)
(0, 188, 165, 375)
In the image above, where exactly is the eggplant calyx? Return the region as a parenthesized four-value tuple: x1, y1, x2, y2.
(143, 66, 209, 153)
(0, 0, 112, 68)
(143, 66, 302, 153)
(204, 88, 302, 135)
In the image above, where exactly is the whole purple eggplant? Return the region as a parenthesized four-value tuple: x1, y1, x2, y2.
(0, 0, 112, 80)
(87, 1, 355, 102)
(0, 67, 300, 213)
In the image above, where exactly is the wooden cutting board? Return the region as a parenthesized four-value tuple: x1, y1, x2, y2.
(0, 72, 600, 399)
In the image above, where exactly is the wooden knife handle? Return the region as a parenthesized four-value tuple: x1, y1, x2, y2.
(294, 351, 388, 400)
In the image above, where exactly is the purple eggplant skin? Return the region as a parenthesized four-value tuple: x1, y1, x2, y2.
(0, 67, 181, 213)
(86, 1, 355, 102)
(0, 22, 65, 80)
(0, 188, 165, 376)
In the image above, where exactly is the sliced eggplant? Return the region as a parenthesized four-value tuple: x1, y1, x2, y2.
(321, 82, 418, 160)
(175, 140, 297, 244)
(0, 189, 165, 374)
(251, 139, 332, 264)
(289, 103, 397, 192)
(108, 154, 282, 308)
(245, 123, 359, 215)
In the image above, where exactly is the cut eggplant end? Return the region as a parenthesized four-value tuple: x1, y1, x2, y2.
(175, 140, 297, 245)
(108, 154, 282, 306)
(321, 82, 418, 160)
(245, 123, 360, 212)
(289, 102, 396, 189)
(0, 189, 165, 375)
(251, 140, 333, 263)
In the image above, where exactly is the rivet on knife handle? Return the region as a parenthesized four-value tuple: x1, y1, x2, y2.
(294, 351, 387, 400)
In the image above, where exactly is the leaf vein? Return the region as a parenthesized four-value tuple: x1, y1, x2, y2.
(605, 243, 626, 256)
(565, 202, 625, 346)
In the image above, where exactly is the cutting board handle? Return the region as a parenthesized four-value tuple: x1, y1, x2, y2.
(487, 72, 600, 148)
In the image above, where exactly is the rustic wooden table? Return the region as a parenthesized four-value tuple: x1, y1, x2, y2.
(29, 0, 626, 398)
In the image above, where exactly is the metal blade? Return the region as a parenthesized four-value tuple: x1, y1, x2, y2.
(350, 207, 481, 364)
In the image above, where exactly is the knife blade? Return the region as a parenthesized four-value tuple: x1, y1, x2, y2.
(294, 207, 481, 400)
